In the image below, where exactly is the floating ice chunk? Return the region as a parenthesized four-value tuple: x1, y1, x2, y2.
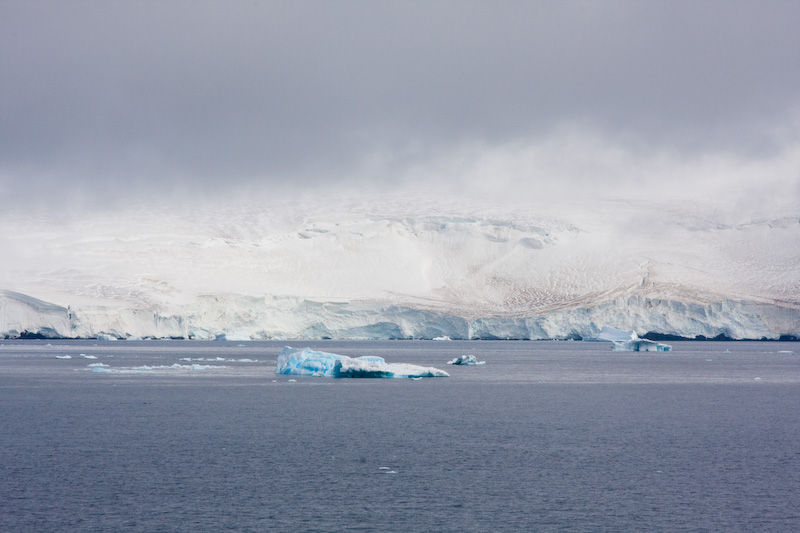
(91, 367, 112, 373)
(275, 346, 448, 378)
(80, 354, 97, 359)
(129, 363, 226, 371)
(597, 326, 672, 351)
(447, 354, 486, 365)
(87, 363, 109, 368)
(612, 338, 672, 352)
(55, 355, 72, 359)
(96, 334, 117, 341)
(432, 336, 452, 341)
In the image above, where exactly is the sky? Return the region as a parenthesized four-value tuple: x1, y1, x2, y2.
(1, 0, 799, 212)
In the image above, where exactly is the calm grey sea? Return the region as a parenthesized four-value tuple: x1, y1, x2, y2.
(1, 340, 799, 532)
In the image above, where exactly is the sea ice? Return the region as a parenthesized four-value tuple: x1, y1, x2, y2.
(275, 346, 449, 378)
(447, 354, 486, 365)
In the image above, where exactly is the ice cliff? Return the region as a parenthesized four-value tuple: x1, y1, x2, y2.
(2, 289, 796, 341)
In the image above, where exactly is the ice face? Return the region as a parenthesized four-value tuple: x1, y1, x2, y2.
(275, 346, 448, 378)
(596, 326, 637, 342)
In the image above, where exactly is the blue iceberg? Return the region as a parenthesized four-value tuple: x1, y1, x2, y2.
(275, 346, 449, 378)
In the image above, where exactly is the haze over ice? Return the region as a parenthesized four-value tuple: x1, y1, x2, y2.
(1, 1, 798, 340)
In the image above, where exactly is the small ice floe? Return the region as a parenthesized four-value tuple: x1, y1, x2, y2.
(87, 363, 109, 368)
(778, 350, 793, 354)
(80, 354, 97, 359)
(378, 466, 397, 474)
(288, 379, 297, 383)
(96, 334, 117, 341)
(432, 336, 452, 341)
(91, 367, 112, 373)
(447, 354, 485, 366)
(55, 355, 72, 359)
(126, 363, 226, 372)
(754, 377, 762, 381)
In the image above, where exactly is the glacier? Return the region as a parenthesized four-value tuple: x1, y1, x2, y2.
(1, 198, 799, 341)
(275, 346, 449, 378)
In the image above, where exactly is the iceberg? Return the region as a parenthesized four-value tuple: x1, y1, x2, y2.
(447, 354, 486, 365)
(215, 332, 251, 341)
(596, 326, 672, 352)
(275, 346, 449, 378)
(612, 338, 671, 352)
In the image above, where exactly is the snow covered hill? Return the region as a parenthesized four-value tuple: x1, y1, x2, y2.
(1, 195, 798, 340)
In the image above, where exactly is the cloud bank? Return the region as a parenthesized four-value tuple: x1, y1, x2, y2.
(1, 1, 798, 211)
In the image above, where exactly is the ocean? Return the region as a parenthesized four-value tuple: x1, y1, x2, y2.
(2, 340, 799, 532)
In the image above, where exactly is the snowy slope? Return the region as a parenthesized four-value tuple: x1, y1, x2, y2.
(1, 195, 798, 340)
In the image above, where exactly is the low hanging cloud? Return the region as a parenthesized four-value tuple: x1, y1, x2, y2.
(1, 1, 798, 211)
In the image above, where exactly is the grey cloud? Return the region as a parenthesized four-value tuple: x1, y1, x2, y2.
(1, 1, 798, 206)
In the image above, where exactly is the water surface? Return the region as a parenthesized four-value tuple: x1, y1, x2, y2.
(2, 340, 798, 531)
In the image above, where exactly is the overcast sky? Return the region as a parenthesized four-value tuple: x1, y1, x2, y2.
(1, 0, 798, 209)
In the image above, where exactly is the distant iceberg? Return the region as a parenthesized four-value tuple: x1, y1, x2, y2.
(596, 326, 672, 352)
(447, 354, 485, 365)
(275, 346, 449, 378)
(215, 332, 251, 341)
